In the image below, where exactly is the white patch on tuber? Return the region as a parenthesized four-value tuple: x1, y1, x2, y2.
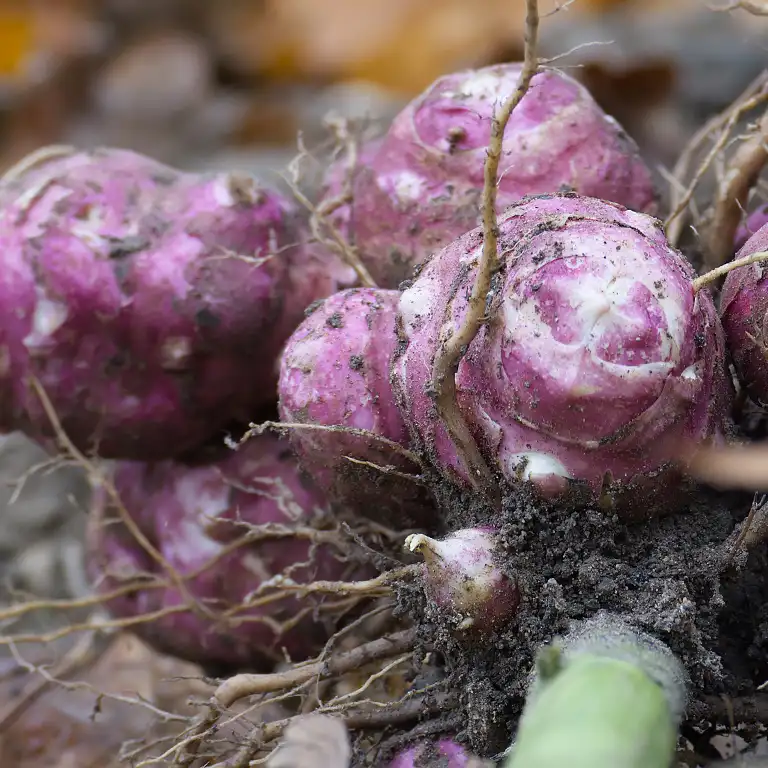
(502, 229, 687, 377)
(172, 516, 224, 563)
(70, 210, 109, 248)
(380, 170, 427, 202)
(160, 336, 193, 371)
(173, 474, 231, 562)
(23, 294, 69, 350)
(680, 364, 699, 382)
(448, 69, 507, 102)
(507, 452, 571, 481)
(14, 175, 69, 227)
(397, 276, 438, 331)
(506, 452, 572, 498)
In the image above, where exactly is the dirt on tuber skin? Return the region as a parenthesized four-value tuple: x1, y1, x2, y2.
(317, 64, 658, 289)
(391, 192, 733, 518)
(278, 287, 437, 530)
(387, 479, 766, 761)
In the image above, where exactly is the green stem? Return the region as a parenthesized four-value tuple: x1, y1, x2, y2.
(504, 614, 687, 768)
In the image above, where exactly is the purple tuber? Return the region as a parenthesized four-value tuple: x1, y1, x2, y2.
(390, 739, 472, 768)
(392, 192, 732, 517)
(721, 222, 768, 405)
(278, 287, 434, 526)
(86, 432, 371, 670)
(734, 203, 768, 254)
(0, 146, 342, 459)
(405, 527, 520, 632)
(318, 63, 658, 287)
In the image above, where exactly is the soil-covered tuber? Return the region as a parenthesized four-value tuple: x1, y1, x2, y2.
(86, 432, 371, 670)
(0, 146, 340, 459)
(390, 739, 472, 767)
(721, 222, 768, 405)
(278, 287, 435, 527)
(392, 192, 732, 517)
(405, 527, 520, 632)
(318, 64, 657, 287)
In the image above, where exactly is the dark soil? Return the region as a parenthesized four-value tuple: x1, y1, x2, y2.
(380, 480, 768, 763)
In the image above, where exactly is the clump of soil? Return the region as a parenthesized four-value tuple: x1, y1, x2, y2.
(392, 481, 763, 760)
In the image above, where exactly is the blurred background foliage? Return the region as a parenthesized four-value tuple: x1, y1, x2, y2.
(0, 0, 766, 177)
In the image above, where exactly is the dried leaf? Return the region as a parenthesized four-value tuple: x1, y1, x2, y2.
(0, 633, 209, 768)
(206, 0, 541, 93)
(267, 714, 351, 768)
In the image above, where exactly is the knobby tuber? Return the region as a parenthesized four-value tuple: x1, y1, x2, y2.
(317, 64, 658, 287)
(405, 527, 520, 633)
(0, 146, 344, 459)
(86, 432, 372, 670)
(278, 287, 435, 527)
(392, 192, 732, 517)
(734, 203, 768, 253)
(721, 223, 768, 405)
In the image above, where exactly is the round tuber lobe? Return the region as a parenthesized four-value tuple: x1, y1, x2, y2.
(278, 287, 435, 527)
(0, 146, 343, 459)
(390, 739, 473, 768)
(86, 432, 371, 671)
(392, 192, 732, 517)
(405, 527, 520, 632)
(721, 222, 768, 405)
(318, 63, 658, 288)
(734, 203, 768, 254)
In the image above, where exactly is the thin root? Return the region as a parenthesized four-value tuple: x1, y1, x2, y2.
(29, 377, 208, 619)
(215, 628, 416, 708)
(173, 628, 418, 766)
(666, 74, 768, 246)
(722, 493, 768, 568)
(285, 122, 377, 288)
(693, 248, 768, 291)
(429, 0, 540, 502)
(217, 691, 458, 767)
(700, 109, 768, 269)
(239, 420, 423, 468)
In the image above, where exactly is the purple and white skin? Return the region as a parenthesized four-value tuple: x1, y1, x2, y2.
(0, 146, 344, 459)
(317, 63, 658, 288)
(390, 738, 473, 768)
(734, 202, 768, 254)
(278, 287, 435, 526)
(405, 527, 520, 632)
(392, 193, 732, 518)
(721, 222, 768, 405)
(86, 432, 372, 670)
